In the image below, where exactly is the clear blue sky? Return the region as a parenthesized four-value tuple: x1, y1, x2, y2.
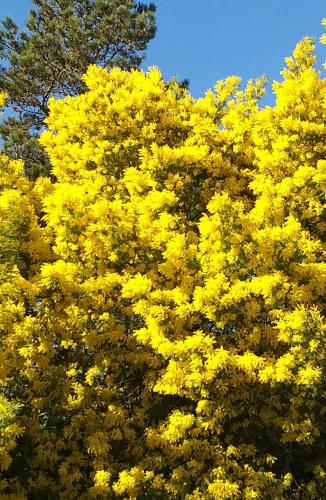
(1, 0, 325, 104)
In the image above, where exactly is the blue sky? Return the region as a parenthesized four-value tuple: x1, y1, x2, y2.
(0, 0, 325, 103)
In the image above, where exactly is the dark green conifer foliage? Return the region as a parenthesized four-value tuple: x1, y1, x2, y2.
(0, 0, 156, 178)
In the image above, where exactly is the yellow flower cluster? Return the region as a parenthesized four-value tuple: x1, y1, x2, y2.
(0, 25, 325, 499)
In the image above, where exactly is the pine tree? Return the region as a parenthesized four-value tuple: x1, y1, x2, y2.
(0, 0, 156, 178)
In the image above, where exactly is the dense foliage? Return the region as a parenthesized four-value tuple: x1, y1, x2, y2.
(0, 0, 156, 178)
(0, 24, 325, 499)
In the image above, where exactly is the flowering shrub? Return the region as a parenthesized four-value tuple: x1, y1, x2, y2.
(0, 27, 325, 499)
